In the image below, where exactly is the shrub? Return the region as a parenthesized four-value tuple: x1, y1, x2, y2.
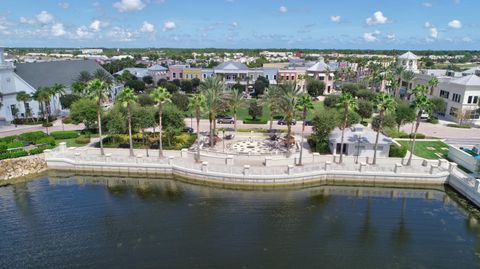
(6, 141, 23, 149)
(62, 117, 73, 124)
(75, 135, 91, 145)
(399, 133, 426, 139)
(42, 122, 53, 127)
(0, 150, 29, 160)
(383, 128, 408, 138)
(28, 145, 54, 155)
(307, 136, 331, 154)
(447, 123, 471, 129)
(389, 144, 407, 158)
(0, 144, 7, 154)
(428, 116, 439, 124)
(18, 131, 46, 143)
(243, 119, 268, 124)
(324, 95, 339, 108)
(51, 131, 80, 140)
(36, 136, 56, 146)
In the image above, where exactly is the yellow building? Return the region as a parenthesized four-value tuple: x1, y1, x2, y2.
(182, 68, 202, 80)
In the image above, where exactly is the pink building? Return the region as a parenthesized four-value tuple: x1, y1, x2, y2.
(306, 60, 335, 94)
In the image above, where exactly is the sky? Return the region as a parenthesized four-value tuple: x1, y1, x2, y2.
(0, 0, 477, 50)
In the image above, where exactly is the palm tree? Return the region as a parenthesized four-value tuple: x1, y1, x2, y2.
(150, 86, 171, 158)
(372, 93, 396, 165)
(262, 85, 280, 131)
(49, 83, 65, 114)
(336, 92, 358, 163)
(33, 88, 52, 134)
(16, 91, 32, 121)
(94, 69, 113, 85)
(296, 95, 314, 166)
(117, 87, 137, 157)
(228, 88, 244, 133)
(87, 79, 109, 156)
(72, 71, 93, 96)
(278, 83, 302, 152)
(401, 70, 416, 99)
(199, 76, 224, 147)
(406, 83, 433, 166)
(188, 94, 206, 161)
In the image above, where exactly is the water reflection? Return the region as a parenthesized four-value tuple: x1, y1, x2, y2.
(1, 175, 480, 269)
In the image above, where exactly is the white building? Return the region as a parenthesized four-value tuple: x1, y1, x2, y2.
(0, 47, 114, 125)
(397, 51, 419, 71)
(329, 124, 393, 158)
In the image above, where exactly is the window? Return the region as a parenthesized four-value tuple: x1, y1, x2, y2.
(172, 73, 176, 78)
(319, 76, 325, 81)
(286, 75, 289, 81)
(449, 107, 458, 117)
(266, 75, 269, 79)
(291, 75, 295, 80)
(468, 110, 480, 119)
(452, 93, 461, 103)
(439, 90, 449, 99)
(179, 73, 183, 79)
(203, 74, 206, 79)
(467, 96, 479, 104)
(274, 75, 277, 80)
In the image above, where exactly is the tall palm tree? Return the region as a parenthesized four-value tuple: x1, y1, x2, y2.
(33, 88, 52, 134)
(94, 69, 113, 85)
(401, 70, 416, 99)
(87, 79, 109, 156)
(188, 94, 206, 161)
(49, 83, 65, 114)
(262, 85, 280, 131)
(150, 86, 171, 158)
(117, 87, 137, 157)
(296, 95, 314, 166)
(199, 76, 224, 147)
(279, 82, 302, 152)
(372, 93, 396, 165)
(406, 83, 433, 166)
(16, 91, 32, 121)
(228, 88, 244, 133)
(336, 92, 358, 163)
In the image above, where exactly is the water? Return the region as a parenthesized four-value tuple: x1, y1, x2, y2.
(1, 175, 480, 269)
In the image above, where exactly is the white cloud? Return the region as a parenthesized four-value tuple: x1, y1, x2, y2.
(422, 2, 433, 7)
(163, 21, 176, 31)
(232, 21, 238, 28)
(279, 6, 288, 13)
(108, 26, 134, 41)
(462, 37, 472, 42)
(20, 17, 35, 25)
(51, 23, 66, 36)
(366, 11, 388, 26)
(36, 11, 54, 24)
(75, 26, 93, 39)
(424, 21, 432, 28)
(363, 32, 378, 42)
(330, 16, 341, 23)
(59, 2, 70, 9)
(448, 19, 462, 29)
(140, 21, 155, 33)
(387, 33, 396, 40)
(89, 20, 102, 32)
(113, 0, 146, 12)
(430, 27, 438, 39)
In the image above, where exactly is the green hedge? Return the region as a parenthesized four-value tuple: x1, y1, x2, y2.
(447, 123, 471, 129)
(389, 144, 407, 158)
(0, 150, 29, 160)
(18, 131, 46, 143)
(399, 133, 426, 139)
(243, 119, 268, 124)
(51, 131, 80, 139)
(36, 136, 56, 146)
(75, 135, 91, 144)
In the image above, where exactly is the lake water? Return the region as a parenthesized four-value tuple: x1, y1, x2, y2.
(1, 175, 480, 269)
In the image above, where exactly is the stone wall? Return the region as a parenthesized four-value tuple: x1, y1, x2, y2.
(0, 154, 47, 181)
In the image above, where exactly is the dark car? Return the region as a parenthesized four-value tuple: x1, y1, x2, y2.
(277, 118, 297, 125)
(182, 127, 194, 133)
(217, 116, 235, 124)
(304, 120, 313, 126)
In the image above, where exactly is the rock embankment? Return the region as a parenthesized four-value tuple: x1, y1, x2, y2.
(0, 154, 47, 181)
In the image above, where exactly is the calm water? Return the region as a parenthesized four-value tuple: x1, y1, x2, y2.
(1, 175, 480, 269)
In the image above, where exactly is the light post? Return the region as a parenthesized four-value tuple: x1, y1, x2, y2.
(355, 133, 361, 164)
(222, 129, 225, 153)
(190, 112, 193, 129)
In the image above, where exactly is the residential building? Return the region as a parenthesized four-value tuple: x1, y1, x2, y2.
(213, 62, 250, 89)
(306, 60, 335, 94)
(397, 51, 419, 71)
(168, 64, 188, 81)
(262, 68, 278, 86)
(201, 69, 214, 80)
(147, 64, 168, 83)
(183, 67, 202, 80)
(329, 124, 393, 158)
(114, 68, 149, 79)
(0, 47, 114, 124)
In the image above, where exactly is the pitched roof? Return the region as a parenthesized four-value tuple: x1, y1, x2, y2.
(114, 67, 149, 77)
(15, 60, 109, 89)
(451, 74, 480, 86)
(148, 64, 168, 71)
(398, 51, 418, 60)
(214, 61, 249, 71)
(307, 60, 329, 72)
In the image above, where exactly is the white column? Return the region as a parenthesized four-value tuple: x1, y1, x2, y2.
(201, 162, 208, 172)
(359, 162, 367, 172)
(430, 164, 438, 175)
(243, 165, 250, 175)
(394, 163, 402, 174)
(180, 149, 188, 158)
(288, 165, 294, 175)
(59, 142, 67, 152)
(325, 161, 331, 171)
(168, 156, 174, 165)
(226, 155, 234, 165)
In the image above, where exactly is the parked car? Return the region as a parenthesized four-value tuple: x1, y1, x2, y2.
(217, 116, 235, 124)
(304, 120, 313, 126)
(182, 127, 194, 133)
(277, 118, 297, 125)
(420, 111, 429, 120)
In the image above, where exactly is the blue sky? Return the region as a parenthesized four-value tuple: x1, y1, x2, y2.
(0, 0, 477, 49)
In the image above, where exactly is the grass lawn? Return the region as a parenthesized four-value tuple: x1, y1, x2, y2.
(397, 140, 449, 160)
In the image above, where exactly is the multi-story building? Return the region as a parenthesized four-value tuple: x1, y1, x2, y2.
(213, 62, 251, 90)
(182, 67, 202, 80)
(306, 60, 335, 94)
(167, 64, 188, 80)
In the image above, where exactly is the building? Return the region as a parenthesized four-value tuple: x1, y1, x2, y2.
(182, 67, 202, 80)
(0, 47, 113, 124)
(397, 51, 419, 71)
(213, 62, 251, 89)
(306, 60, 335, 94)
(147, 64, 168, 83)
(114, 68, 149, 79)
(329, 124, 393, 157)
(168, 64, 188, 80)
(448, 145, 480, 175)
